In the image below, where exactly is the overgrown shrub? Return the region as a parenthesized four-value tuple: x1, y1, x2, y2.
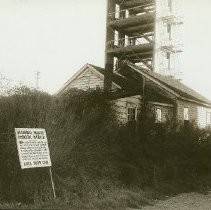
(0, 87, 120, 203)
(117, 102, 211, 193)
(0, 86, 211, 207)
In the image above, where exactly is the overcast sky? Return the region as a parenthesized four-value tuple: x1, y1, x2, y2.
(0, 0, 211, 99)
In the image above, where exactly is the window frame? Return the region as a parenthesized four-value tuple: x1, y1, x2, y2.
(156, 108, 162, 123)
(127, 107, 137, 122)
(184, 107, 189, 121)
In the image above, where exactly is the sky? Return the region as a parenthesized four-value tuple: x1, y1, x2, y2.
(0, 0, 211, 99)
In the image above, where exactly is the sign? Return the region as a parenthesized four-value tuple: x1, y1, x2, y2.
(15, 128, 52, 169)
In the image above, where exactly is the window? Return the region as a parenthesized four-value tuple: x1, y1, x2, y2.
(207, 112, 211, 125)
(127, 107, 136, 121)
(156, 108, 162, 122)
(184, 107, 189, 121)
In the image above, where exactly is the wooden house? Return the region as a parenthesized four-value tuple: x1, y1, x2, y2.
(57, 61, 211, 128)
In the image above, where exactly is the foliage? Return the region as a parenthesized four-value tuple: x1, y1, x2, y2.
(0, 86, 211, 208)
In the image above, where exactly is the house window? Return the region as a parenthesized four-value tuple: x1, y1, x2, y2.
(206, 112, 211, 125)
(156, 108, 162, 122)
(127, 107, 136, 121)
(184, 107, 189, 121)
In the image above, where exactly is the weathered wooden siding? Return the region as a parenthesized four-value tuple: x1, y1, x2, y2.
(177, 100, 198, 123)
(177, 99, 211, 128)
(152, 104, 174, 122)
(113, 95, 141, 123)
(113, 96, 174, 123)
(197, 106, 211, 128)
(65, 68, 104, 91)
(64, 67, 118, 91)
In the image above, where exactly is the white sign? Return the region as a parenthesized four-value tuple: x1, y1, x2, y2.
(15, 128, 52, 169)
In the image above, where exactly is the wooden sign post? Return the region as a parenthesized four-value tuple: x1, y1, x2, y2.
(15, 128, 56, 198)
(49, 167, 56, 199)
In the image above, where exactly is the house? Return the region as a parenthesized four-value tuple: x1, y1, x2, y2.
(56, 61, 211, 129)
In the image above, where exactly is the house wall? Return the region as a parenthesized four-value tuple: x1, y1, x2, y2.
(177, 100, 198, 123)
(64, 67, 118, 91)
(113, 95, 141, 123)
(113, 96, 174, 124)
(177, 99, 211, 128)
(197, 106, 211, 128)
(150, 103, 174, 122)
(65, 68, 104, 91)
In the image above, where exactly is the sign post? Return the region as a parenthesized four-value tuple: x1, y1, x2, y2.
(49, 167, 56, 199)
(15, 128, 56, 198)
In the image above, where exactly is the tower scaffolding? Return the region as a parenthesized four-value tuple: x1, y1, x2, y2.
(105, 0, 184, 89)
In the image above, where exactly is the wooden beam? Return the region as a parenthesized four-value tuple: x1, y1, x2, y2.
(130, 5, 155, 14)
(122, 23, 154, 35)
(109, 12, 155, 29)
(116, 0, 154, 9)
(143, 36, 153, 43)
(107, 43, 153, 55)
(140, 60, 153, 70)
(123, 51, 153, 59)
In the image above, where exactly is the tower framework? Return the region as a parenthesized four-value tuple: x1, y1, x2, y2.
(105, 0, 183, 89)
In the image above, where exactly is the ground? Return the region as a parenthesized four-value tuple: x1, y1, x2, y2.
(141, 192, 211, 210)
(1, 192, 211, 209)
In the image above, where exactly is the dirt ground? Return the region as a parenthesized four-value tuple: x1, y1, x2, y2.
(141, 192, 211, 210)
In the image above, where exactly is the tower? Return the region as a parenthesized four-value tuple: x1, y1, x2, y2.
(105, 0, 183, 89)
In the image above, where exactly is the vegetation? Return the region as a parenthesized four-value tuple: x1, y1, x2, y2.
(0, 86, 211, 209)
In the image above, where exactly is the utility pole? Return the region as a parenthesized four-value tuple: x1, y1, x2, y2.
(35, 71, 40, 90)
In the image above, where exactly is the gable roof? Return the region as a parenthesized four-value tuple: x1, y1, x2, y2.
(89, 64, 137, 90)
(125, 62, 211, 106)
(56, 63, 129, 95)
(56, 62, 211, 107)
